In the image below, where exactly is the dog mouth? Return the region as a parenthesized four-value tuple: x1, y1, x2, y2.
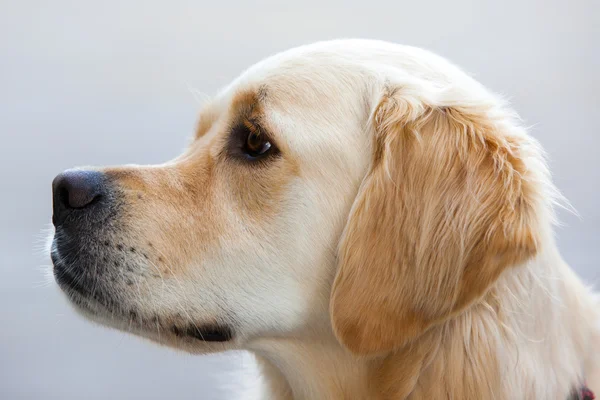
(171, 324, 233, 342)
(51, 243, 234, 344)
(51, 248, 119, 310)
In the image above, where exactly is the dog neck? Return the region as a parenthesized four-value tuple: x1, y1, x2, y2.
(248, 335, 372, 400)
(245, 240, 600, 400)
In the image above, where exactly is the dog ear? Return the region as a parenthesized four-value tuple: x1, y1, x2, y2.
(330, 84, 541, 355)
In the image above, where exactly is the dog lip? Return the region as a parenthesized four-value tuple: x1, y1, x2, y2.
(172, 324, 233, 342)
(51, 249, 114, 311)
(52, 253, 92, 299)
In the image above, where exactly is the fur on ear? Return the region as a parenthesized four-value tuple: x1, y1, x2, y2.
(330, 83, 541, 355)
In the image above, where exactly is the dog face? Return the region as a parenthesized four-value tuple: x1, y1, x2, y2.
(50, 43, 374, 352)
(50, 40, 541, 355)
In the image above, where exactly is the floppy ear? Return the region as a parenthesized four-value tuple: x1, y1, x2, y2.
(330, 85, 541, 355)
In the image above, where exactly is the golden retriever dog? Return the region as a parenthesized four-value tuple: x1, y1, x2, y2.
(50, 40, 600, 399)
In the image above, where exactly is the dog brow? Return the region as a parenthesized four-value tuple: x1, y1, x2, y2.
(231, 86, 267, 117)
(194, 101, 219, 139)
(195, 86, 267, 140)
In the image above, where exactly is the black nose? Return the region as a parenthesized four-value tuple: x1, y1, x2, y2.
(52, 170, 105, 226)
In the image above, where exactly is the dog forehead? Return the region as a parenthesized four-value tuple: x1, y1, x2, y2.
(225, 42, 375, 99)
(200, 39, 481, 142)
(213, 44, 380, 154)
(225, 39, 466, 92)
(203, 39, 481, 171)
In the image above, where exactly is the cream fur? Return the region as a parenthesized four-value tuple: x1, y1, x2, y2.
(52, 39, 600, 399)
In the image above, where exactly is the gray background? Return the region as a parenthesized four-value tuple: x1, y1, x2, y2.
(1, 0, 598, 399)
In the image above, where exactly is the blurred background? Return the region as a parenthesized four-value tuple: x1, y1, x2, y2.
(0, 0, 598, 399)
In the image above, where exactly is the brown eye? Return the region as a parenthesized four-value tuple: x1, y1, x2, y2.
(228, 120, 278, 163)
(244, 129, 272, 158)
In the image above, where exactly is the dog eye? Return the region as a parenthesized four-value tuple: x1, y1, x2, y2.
(227, 120, 279, 163)
(243, 127, 272, 158)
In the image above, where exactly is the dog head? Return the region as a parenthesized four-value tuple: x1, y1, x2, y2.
(50, 40, 543, 355)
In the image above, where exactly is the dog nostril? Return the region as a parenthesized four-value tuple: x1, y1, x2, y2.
(57, 186, 70, 209)
(52, 169, 106, 226)
(53, 170, 103, 209)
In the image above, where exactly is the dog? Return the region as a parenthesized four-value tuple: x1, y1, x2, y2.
(50, 39, 600, 399)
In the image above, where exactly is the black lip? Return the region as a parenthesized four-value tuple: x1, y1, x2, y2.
(52, 252, 91, 298)
(51, 249, 115, 310)
(172, 324, 233, 342)
(52, 241, 233, 344)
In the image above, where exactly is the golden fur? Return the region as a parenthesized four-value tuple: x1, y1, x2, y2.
(52, 40, 600, 399)
(332, 92, 540, 356)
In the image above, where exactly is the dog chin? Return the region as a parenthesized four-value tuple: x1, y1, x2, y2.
(58, 287, 237, 354)
(52, 251, 236, 354)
